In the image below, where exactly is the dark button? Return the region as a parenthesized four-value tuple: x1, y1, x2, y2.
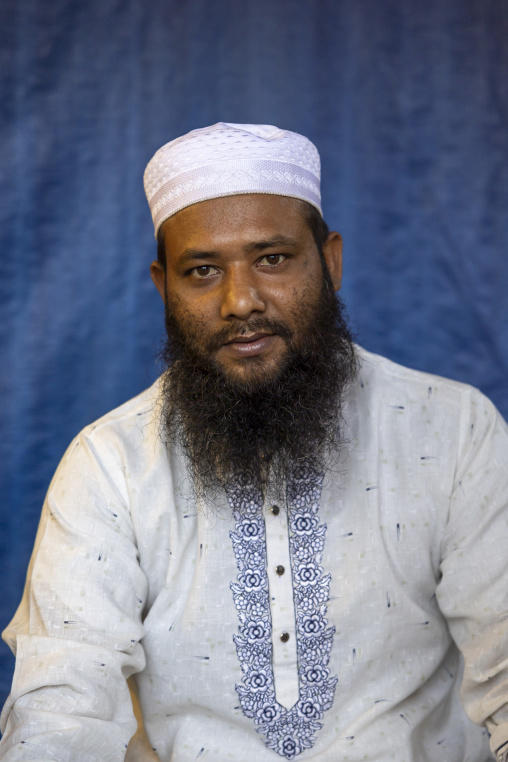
(280, 632, 290, 643)
(275, 565, 285, 576)
(271, 505, 280, 516)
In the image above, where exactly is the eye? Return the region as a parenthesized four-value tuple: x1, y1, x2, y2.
(189, 265, 219, 278)
(258, 253, 286, 267)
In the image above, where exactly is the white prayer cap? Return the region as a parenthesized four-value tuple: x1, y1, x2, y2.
(144, 122, 322, 238)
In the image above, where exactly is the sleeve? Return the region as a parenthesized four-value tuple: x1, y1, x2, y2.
(0, 429, 149, 761)
(436, 388, 508, 762)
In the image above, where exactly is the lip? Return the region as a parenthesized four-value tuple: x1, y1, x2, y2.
(222, 333, 276, 357)
(225, 332, 272, 344)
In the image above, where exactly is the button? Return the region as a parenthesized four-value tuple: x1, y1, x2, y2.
(275, 565, 285, 576)
(280, 632, 290, 643)
(271, 505, 280, 516)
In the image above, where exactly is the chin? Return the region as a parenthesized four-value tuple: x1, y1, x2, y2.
(219, 355, 288, 389)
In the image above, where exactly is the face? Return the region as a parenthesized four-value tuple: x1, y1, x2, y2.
(151, 194, 343, 387)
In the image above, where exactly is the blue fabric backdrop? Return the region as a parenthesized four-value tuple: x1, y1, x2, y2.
(0, 0, 507, 708)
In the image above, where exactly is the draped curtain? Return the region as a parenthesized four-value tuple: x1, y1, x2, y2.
(0, 0, 507, 704)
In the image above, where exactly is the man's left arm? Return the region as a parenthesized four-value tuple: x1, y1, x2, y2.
(436, 388, 508, 762)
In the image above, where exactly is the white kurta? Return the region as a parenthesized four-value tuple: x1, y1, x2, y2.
(1, 347, 508, 762)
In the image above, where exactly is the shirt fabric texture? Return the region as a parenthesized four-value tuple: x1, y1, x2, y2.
(1, 347, 508, 762)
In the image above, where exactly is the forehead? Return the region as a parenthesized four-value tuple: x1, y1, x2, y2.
(160, 194, 312, 253)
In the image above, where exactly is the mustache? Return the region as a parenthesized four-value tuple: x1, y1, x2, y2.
(203, 317, 293, 353)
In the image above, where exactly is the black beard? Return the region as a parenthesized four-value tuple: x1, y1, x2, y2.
(159, 269, 358, 502)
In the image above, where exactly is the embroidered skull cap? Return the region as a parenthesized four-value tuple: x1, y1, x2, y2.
(144, 122, 322, 238)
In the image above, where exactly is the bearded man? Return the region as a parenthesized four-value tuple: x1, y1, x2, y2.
(1, 123, 507, 762)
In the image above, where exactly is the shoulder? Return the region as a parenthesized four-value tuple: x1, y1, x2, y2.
(55, 377, 166, 489)
(351, 346, 507, 464)
(40, 377, 174, 542)
(355, 345, 498, 417)
(357, 345, 473, 395)
(77, 377, 163, 451)
(81, 377, 163, 436)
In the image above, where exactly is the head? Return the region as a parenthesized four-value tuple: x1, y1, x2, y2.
(144, 125, 358, 501)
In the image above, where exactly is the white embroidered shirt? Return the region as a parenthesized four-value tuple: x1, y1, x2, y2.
(1, 348, 508, 762)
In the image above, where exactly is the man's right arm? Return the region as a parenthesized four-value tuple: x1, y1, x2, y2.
(0, 430, 148, 761)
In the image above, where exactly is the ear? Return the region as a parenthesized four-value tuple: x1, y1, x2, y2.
(150, 260, 166, 302)
(321, 231, 343, 291)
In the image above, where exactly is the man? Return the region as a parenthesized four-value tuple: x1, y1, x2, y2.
(0, 123, 507, 762)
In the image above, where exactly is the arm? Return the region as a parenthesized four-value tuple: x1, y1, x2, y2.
(0, 430, 148, 761)
(436, 388, 508, 762)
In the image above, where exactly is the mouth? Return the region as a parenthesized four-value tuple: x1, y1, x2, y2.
(222, 333, 277, 357)
(225, 332, 273, 345)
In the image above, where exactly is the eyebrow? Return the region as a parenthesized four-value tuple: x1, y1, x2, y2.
(243, 235, 299, 253)
(179, 249, 221, 263)
(179, 235, 299, 263)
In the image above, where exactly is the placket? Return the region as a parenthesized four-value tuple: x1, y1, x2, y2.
(264, 498, 299, 709)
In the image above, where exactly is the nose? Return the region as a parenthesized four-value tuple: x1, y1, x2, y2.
(219, 266, 266, 321)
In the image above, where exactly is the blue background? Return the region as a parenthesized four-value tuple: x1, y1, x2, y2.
(0, 0, 507, 707)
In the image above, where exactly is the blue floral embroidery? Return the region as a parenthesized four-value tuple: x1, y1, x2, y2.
(228, 466, 337, 759)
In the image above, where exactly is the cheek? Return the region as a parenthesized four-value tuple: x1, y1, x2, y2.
(266, 266, 320, 311)
(166, 295, 205, 344)
(173, 304, 232, 361)
(167, 285, 216, 329)
(285, 277, 323, 324)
